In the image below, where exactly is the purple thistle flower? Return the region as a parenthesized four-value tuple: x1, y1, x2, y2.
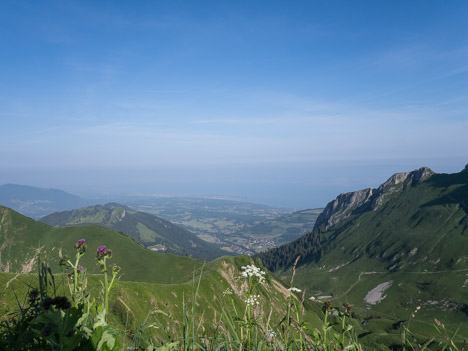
(77, 265, 83, 272)
(75, 239, 87, 253)
(97, 246, 106, 253)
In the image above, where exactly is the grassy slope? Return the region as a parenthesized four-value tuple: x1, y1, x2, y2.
(0, 206, 202, 284)
(0, 255, 327, 348)
(3, 202, 464, 349)
(40, 204, 229, 261)
(0, 205, 325, 335)
(270, 169, 468, 341)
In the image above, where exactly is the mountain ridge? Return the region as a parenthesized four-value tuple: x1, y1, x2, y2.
(257, 164, 468, 335)
(40, 203, 230, 261)
(314, 166, 435, 231)
(0, 183, 91, 219)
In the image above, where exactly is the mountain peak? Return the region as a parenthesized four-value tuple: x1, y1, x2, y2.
(313, 166, 436, 231)
(412, 166, 434, 182)
(378, 167, 434, 191)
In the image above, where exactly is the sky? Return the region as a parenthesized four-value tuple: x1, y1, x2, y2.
(1, 1, 468, 209)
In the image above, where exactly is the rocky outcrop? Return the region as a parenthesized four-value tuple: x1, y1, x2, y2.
(314, 167, 434, 231)
(314, 188, 374, 230)
(372, 167, 434, 209)
(377, 167, 433, 192)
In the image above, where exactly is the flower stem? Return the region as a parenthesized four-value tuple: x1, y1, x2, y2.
(73, 253, 80, 295)
(103, 256, 109, 320)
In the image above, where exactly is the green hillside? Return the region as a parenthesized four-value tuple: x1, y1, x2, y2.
(40, 203, 229, 261)
(0, 255, 331, 350)
(0, 208, 330, 349)
(2, 201, 467, 349)
(0, 205, 201, 284)
(258, 165, 468, 337)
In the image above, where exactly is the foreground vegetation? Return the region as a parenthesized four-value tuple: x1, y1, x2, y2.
(1, 240, 466, 350)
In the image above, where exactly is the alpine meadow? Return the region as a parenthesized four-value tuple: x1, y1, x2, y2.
(1, 1, 468, 350)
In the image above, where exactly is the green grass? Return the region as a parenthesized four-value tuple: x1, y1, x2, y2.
(260, 168, 468, 346)
(0, 254, 334, 350)
(136, 222, 160, 243)
(2, 237, 466, 349)
(0, 206, 202, 284)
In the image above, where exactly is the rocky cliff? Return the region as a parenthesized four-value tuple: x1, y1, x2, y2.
(314, 167, 435, 231)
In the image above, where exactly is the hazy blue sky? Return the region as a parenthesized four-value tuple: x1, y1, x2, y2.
(1, 1, 468, 208)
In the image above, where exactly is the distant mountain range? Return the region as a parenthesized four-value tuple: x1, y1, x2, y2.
(0, 184, 91, 219)
(0, 184, 321, 255)
(40, 203, 230, 261)
(258, 164, 468, 335)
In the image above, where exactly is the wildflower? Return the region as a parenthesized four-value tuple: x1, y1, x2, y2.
(240, 264, 266, 283)
(343, 302, 352, 311)
(74, 239, 87, 254)
(322, 301, 333, 314)
(267, 330, 277, 338)
(77, 265, 83, 273)
(52, 296, 71, 310)
(97, 245, 112, 259)
(245, 294, 260, 306)
(223, 288, 233, 296)
(288, 287, 301, 293)
(43, 296, 71, 310)
(111, 264, 121, 273)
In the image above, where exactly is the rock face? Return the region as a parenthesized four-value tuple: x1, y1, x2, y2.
(314, 167, 435, 231)
(314, 188, 374, 230)
(372, 167, 434, 209)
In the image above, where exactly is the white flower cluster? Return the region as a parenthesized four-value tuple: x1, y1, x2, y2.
(267, 330, 277, 338)
(223, 288, 233, 296)
(245, 294, 260, 306)
(240, 264, 266, 283)
(288, 287, 301, 293)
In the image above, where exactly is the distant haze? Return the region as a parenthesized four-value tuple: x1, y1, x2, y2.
(1, 1, 467, 208)
(1, 159, 466, 209)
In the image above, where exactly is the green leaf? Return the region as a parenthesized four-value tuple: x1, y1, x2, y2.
(153, 341, 179, 350)
(96, 328, 116, 350)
